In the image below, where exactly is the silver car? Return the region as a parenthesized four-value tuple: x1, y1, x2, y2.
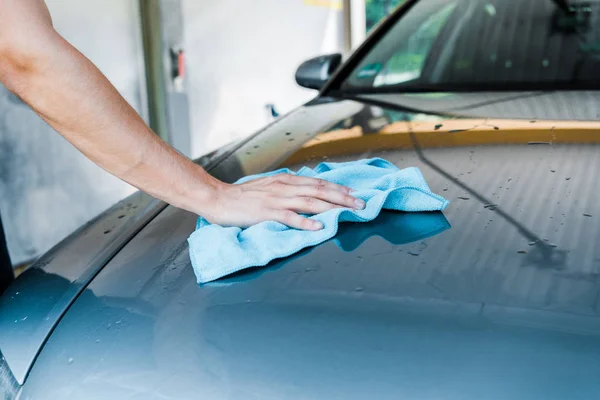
(3, 0, 600, 398)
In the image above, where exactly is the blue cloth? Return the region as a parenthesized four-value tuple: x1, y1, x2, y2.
(188, 158, 449, 284)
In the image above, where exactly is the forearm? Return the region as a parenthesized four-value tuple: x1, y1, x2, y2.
(0, 20, 217, 213)
(0, 0, 360, 231)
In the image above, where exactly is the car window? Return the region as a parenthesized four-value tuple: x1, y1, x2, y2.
(343, 0, 600, 91)
(373, 2, 458, 86)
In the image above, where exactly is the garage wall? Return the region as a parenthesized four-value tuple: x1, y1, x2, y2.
(0, 0, 146, 265)
(182, 0, 345, 156)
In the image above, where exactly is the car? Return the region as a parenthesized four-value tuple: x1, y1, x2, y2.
(3, 0, 600, 398)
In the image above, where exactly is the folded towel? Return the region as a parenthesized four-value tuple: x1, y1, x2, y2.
(188, 158, 449, 284)
(206, 211, 451, 287)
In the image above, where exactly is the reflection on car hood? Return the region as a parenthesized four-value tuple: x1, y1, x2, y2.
(20, 94, 600, 399)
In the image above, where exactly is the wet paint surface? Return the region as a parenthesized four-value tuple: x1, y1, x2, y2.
(0, 192, 165, 385)
(17, 93, 600, 398)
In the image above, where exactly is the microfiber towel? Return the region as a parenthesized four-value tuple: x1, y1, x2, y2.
(188, 158, 449, 284)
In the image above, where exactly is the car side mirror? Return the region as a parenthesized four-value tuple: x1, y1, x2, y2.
(295, 53, 342, 90)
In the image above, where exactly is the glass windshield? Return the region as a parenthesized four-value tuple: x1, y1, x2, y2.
(342, 0, 600, 91)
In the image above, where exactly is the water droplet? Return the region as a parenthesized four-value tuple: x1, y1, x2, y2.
(253, 145, 259, 149)
(118, 215, 125, 219)
(443, 188, 448, 191)
(528, 241, 538, 246)
(103, 230, 111, 235)
(334, 260, 339, 264)
(21, 316, 27, 321)
(549, 244, 558, 248)
(584, 213, 592, 217)
(288, 138, 295, 142)
(68, 358, 74, 364)
(484, 204, 497, 210)
(458, 196, 470, 200)
(354, 286, 364, 292)
(434, 124, 443, 130)
(517, 250, 527, 254)
(550, 170, 556, 173)
(285, 132, 291, 136)
(565, 177, 571, 181)
(96, 339, 101, 343)
(408, 251, 420, 256)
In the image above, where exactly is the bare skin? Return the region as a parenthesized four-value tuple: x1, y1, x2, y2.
(0, 0, 364, 230)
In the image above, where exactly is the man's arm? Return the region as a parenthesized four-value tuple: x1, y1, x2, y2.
(0, 0, 363, 230)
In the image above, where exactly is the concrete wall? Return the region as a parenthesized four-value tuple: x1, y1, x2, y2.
(182, 0, 346, 156)
(0, 0, 146, 265)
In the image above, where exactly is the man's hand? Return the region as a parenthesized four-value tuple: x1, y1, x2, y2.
(0, 0, 362, 230)
(205, 175, 365, 230)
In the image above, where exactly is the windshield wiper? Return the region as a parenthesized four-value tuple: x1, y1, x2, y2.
(337, 81, 600, 95)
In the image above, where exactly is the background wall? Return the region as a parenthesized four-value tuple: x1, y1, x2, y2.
(0, 0, 357, 266)
(0, 0, 146, 265)
(182, 0, 345, 156)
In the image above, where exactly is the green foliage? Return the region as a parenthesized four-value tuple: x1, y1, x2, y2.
(366, 0, 405, 32)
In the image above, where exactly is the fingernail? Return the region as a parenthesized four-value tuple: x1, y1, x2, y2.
(313, 221, 323, 230)
(355, 199, 366, 209)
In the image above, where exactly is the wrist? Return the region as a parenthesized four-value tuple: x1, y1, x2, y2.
(177, 168, 227, 219)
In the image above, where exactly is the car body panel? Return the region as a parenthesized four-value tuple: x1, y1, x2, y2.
(0, 191, 165, 385)
(0, 136, 252, 386)
(19, 94, 600, 399)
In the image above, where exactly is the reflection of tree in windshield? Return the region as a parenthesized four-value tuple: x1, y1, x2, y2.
(349, 0, 600, 91)
(366, 0, 405, 31)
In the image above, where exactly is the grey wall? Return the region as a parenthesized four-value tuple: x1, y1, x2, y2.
(182, 0, 345, 157)
(0, 0, 346, 264)
(0, 0, 147, 265)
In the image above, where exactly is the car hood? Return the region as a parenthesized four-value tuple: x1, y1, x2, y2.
(20, 94, 600, 399)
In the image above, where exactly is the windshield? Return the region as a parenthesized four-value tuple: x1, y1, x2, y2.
(342, 0, 600, 92)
